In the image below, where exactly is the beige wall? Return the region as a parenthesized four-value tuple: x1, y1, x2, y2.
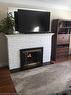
(0, 5, 8, 67)
(0, 33, 8, 67)
(0, 5, 7, 21)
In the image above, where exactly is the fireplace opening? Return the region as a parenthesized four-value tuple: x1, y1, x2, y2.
(20, 47, 43, 69)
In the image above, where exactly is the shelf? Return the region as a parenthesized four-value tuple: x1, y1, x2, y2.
(51, 19, 70, 61)
(58, 27, 70, 34)
(57, 34, 70, 45)
(57, 44, 69, 47)
(59, 27, 71, 29)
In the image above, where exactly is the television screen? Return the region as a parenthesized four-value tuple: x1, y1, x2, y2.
(14, 9, 50, 34)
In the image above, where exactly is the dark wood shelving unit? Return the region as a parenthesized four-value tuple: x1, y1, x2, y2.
(51, 19, 71, 62)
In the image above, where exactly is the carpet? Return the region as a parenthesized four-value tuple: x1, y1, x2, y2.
(11, 61, 71, 95)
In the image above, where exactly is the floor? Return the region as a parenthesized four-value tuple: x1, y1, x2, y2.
(11, 60, 71, 95)
(51, 55, 71, 64)
(0, 67, 16, 95)
(0, 57, 71, 95)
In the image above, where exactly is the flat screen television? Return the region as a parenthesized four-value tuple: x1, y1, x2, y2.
(14, 9, 50, 34)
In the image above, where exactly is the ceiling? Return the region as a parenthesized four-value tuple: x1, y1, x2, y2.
(30, 0, 71, 8)
(0, 0, 71, 10)
(31, 0, 71, 5)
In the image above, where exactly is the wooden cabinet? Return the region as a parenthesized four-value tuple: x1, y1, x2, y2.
(56, 45, 69, 58)
(51, 19, 70, 61)
(57, 34, 69, 45)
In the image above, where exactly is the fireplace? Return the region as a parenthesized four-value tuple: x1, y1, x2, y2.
(20, 47, 43, 69)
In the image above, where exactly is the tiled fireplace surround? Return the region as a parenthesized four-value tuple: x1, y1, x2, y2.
(6, 33, 53, 70)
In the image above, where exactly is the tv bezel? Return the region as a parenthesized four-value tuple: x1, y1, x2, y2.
(14, 9, 50, 34)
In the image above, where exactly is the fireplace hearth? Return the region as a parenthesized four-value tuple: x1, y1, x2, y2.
(20, 47, 43, 69)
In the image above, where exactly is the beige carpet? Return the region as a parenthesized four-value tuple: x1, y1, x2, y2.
(11, 61, 71, 95)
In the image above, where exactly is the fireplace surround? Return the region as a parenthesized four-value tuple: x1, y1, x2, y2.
(6, 33, 54, 70)
(20, 47, 43, 69)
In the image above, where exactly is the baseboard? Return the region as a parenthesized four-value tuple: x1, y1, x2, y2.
(43, 61, 53, 66)
(10, 68, 21, 73)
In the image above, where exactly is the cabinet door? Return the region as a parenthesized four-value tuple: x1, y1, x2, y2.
(57, 34, 70, 45)
(56, 46, 69, 59)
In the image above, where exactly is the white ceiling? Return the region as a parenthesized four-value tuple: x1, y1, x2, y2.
(0, 0, 71, 10)
(30, 0, 70, 5)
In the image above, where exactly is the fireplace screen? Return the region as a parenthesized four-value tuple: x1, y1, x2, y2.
(20, 47, 43, 69)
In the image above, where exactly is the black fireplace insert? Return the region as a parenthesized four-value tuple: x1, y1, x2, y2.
(20, 47, 43, 69)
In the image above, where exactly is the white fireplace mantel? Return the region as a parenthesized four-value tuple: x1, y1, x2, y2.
(6, 33, 54, 70)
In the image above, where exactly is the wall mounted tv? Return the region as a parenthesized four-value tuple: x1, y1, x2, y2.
(14, 9, 50, 34)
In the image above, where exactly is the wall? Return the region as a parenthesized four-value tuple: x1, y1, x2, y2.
(0, 33, 8, 67)
(0, 2, 71, 67)
(8, 6, 71, 55)
(0, 5, 8, 67)
(69, 34, 71, 54)
(8, 7, 71, 31)
(0, 5, 8, 21)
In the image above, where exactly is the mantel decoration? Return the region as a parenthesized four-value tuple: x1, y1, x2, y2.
(0, 12, 15, 34)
